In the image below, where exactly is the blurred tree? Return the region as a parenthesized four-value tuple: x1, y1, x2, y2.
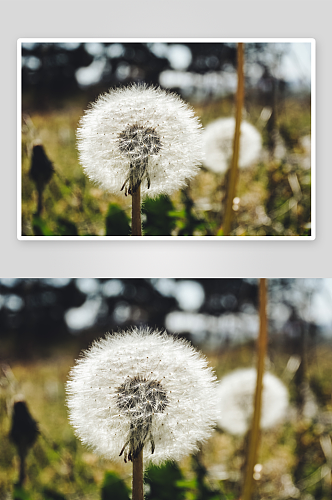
(103, 43, 170, 86)
(22, 42, 292, 109)
(22, 43, 93, 103)
(0, 279, 86, 356)
(0, 279, 326, 361)
(185, 43, 236, 74)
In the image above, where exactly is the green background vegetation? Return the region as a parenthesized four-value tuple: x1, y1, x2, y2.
(21, 96, 311, 237)
(1, 342, 331, 500)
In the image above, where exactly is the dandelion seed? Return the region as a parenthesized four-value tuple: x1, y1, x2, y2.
(203, 117, 262, 174)
(217, 368, 288, 435)
(66, 327, 218, 465)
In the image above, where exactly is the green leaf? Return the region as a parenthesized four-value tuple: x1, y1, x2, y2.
(145, 462, 185, 500)
(43, 488, 67, 500)
(175, 478, 198, 489)
(56, 217, 78, 236)
(13, 486, 32, 500)
(105, 204, 131, 236)
(32, 215, 54, 236)
(142, 196, 176, 236)
(101, 471, 130, 500)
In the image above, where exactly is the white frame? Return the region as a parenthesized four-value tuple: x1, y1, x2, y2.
(17, 38, 316, 240)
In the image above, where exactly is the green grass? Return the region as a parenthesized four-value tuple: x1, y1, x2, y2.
(21, 95, 311, 237)
(1, 340, 330, 500)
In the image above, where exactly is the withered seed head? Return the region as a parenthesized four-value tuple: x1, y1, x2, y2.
(116, 375, 168, 461)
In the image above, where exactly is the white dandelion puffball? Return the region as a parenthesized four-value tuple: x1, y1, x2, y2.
(203, 117, 262, 174)
(77, 84, 203, 197)
(217, 368, 288, 435)
(66, 328, 219, 465)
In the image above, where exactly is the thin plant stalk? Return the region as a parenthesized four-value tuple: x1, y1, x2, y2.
(241, 278, 268, 500)
(132, 449, 144, 500)
(37, 187, 43, 216)
(131, 186, 142, 236)
(18, 450, 26, 487)
(222, 43, 245, 236)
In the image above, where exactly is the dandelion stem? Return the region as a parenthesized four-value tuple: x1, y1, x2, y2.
(222, 43, 245, 236)
(132, 449, 144, 500)
(131, 185, 142, 236)
(241, 278, 268, 500)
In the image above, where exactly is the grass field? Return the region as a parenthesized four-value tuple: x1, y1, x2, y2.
(1, 340, 330, 500)
(21, 94, 311, 237)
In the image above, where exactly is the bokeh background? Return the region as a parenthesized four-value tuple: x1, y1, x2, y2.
(21, 41, 312, 236)
(1, 278, 331, 499)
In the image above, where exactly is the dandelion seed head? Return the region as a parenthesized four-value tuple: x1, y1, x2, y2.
(203, 117, 262, 173)
(77, 84, 203, 197)
(66, 327, 219, 464)
(217, 368, 288, 435)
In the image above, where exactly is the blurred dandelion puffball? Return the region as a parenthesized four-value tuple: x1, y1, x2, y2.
(203, 117, 262, 174)
(66, 328, 219, 465)
(77, 85, 203, 197)
(217, 368, 288, 435)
